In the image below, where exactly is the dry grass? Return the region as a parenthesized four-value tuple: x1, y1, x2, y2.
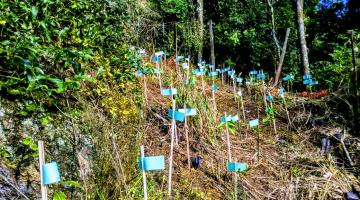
(134, 61, 360, 200)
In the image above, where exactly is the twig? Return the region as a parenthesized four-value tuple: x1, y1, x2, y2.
(0, 173, 31, 200)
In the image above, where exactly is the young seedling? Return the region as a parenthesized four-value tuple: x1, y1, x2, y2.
(178, 108, 197, 169)
(266, 93, 277, 135)
(279, 88, 292, 128)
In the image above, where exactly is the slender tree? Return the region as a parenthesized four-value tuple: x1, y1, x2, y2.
(296, 0, 310, 75)
(197, 0, 204, 63)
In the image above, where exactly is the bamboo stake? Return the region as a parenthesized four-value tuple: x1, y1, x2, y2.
(143, 76, 148, 104)
(38, 141, 48, 200)
(168, 90, 176, 197)
(184, 107, 190, 169)
(239, 88, 246, 122)
(140, 145, 148, 200)
(157, 61, 162, 90)
(224, 112, 232, 162)
(234, 158, 238, 200)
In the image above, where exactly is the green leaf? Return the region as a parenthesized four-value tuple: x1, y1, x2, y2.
(31, 6, 38, 18)
(262, 117, 269, 124)
(40, 115, 52, 126)
(26, 103, 38, 111)
(63, 180, 83, 189)
(53, 191, 66, 200)
(21, 137, 33, 145)
(19, 110, 28, 116)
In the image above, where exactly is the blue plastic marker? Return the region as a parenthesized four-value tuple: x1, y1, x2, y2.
(42, 162, 61, 185)
(152, 56, 160, 63)
(176, 56, 185, 62)
(212, 85, 219, 91)
(303, 79, 311, 85)
(138, 156, 165, 171)
(220, 116, 232, 123)
(155, 51, 165, 57)
(227, 70, 235, 76)
(220, 115, 239, 122)
(231, 115, 239, 122)
(182, 63, 189, 69)
(168, 109, 185, 122)
(249, 70, 257, 75)
(178, 108, 197, 116)
(161, 88, 177, 96)
(266, 95, 273, 102)
(303, 74, 312, 80)
(223, 67, 231, 72)
(227, 162, 248, 172)
(136, 69, 143, 76)
(138, 49, 146, 54)
(257, 73, 265, 79)
(209, 71, 218, 77)
(249, 119, 259, 128)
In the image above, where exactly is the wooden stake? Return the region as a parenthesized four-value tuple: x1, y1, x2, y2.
(157, 62, 162, 90)
(224, 112, 232, 162)
(234, 158, 238, 200)
(38, 141, 48, 200)
(168, 94, 176, 197)
(239, 88, 246, 122)
(143, 76, 148, 104)
(184, 107, 191, 169)
(141, 145, 148, 200)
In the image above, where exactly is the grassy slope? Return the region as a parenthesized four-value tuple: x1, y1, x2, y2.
(135, 59, 360, 199)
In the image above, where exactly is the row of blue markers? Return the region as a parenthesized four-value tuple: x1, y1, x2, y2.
(138, 50, 319, 87)
(40, 51, 319, 187)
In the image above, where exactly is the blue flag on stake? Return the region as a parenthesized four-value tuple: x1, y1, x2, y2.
(152, 56, 160, 63)
(266, 95, 273, 102)
(227, 162, 248, 172)
(303, 74, 312, 80)
(42, 162, 61, 185)
(211, 85, 219, 91)
(220, 115, 239, 123)
(176, 56, 185, 62)
(161, 88, 177, 96)
(168, 109, 185, 122)
(178, 108, 197, 116)
(249, 119, 259, 128)
(208, 71, 219, 77)
(257, 73, 266, 79)
(136, 69, 143, 77)
(182, 63, 189, 69)
(249, 70, 257, 75)
(155, 51, 165, 57)
(138, 156, 165, 171)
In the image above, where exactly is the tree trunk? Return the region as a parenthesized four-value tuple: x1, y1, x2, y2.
(274, 28, 291, 86)
(296, 0, 310, 75)
(197, 0, 204, 64)
(268, 0, 281, 60)
(209, 20, 215, 69)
